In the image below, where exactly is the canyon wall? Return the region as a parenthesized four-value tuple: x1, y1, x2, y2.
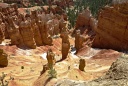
(92, 3, 128, 51)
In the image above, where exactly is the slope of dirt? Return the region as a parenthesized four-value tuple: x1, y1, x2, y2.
(33, 47, 121, 86)
(87, 55, 128, 86)
(0, 37, 121, 86)
(55, 54, 128, 86)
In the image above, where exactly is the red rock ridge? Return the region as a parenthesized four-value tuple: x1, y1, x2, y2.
(92, 3, 128, 51)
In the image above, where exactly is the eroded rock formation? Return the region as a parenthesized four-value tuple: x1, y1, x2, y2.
(31, 18, 43, 46)
(61, 31, 70, 60)
(73, 8, 96, 47)
(0, 49, 8, 67)
(46, 49, 56, 68)
(0, 3, 69, 49)
(53, 0, 73, 9)
(79, 59, 86, 71)
(75, 30, 85, 54)
(20, 18, 36, 49)
(0, 19, 5, 43)
(7, 17, 24, 46)
(59, 16, 67, 33)
(75, 8, 92, 29)
(92, 3, 128, 51)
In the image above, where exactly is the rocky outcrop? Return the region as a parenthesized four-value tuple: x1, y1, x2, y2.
(0, 3, 18, 17)
(0, 3, 69, 48)
(75, 8, 92, 29)
(46, 49, 56, 68)
(19, 20, 36, 49)
(7, 17, 24, 46)
(92, 3, 128, 51)
(79, 59, 86, 71)
(53, 18, 60, 35)
(0, 19, 5, 43)
(73, 8, 96, 48)
(59, 16, 67, 33)
(0, 49, 8, 67)
(31, 18, 43, 46)
(75, 30, 85, 54)
(41, 5, 64, 15)
(61, 31, 70, 60)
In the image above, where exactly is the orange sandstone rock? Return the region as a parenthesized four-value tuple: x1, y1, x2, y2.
(7, 17, 24, 46)
(79, 59, 86, 71)
(0, 49, 8, 67)
(61, 32, 70, 60)
(75, 30, 85, 53)
(92, 3, 128, 51)
(46, 49, 56, 68)
(31, 19, 43, 46)
(19, 19, 36, 49)
(0, 19, 5, 43)
(76, 8, 92, 29)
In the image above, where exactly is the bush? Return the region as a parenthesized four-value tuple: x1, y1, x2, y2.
(48, 67, 57, 78)
(0, 72, 9, 86)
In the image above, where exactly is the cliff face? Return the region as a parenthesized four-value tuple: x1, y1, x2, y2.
(92, 3, 128, 51)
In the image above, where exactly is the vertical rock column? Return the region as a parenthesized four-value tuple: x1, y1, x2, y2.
(7, 17, 24, 46)
(0, 49, 8, 67)
(31, 18, 43, 46)
(37, 20, 53, 45)
(75, 30, 85, 54)
(79, 59, 86, 71)
(46, 49, 56, 68)
(19, 19, 36, 49)
(61, 31, 70, 60)
(0, 19, 5, 43)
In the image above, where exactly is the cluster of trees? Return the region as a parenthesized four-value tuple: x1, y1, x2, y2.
(66, 0, 112, 28)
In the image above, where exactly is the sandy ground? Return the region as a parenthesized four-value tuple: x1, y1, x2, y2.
(0, 37, 121, 86)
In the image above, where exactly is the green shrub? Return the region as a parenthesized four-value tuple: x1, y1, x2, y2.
(21, 66, 24, 69)
(0, 72, 9, 86)
(48, 67, 57, 78)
